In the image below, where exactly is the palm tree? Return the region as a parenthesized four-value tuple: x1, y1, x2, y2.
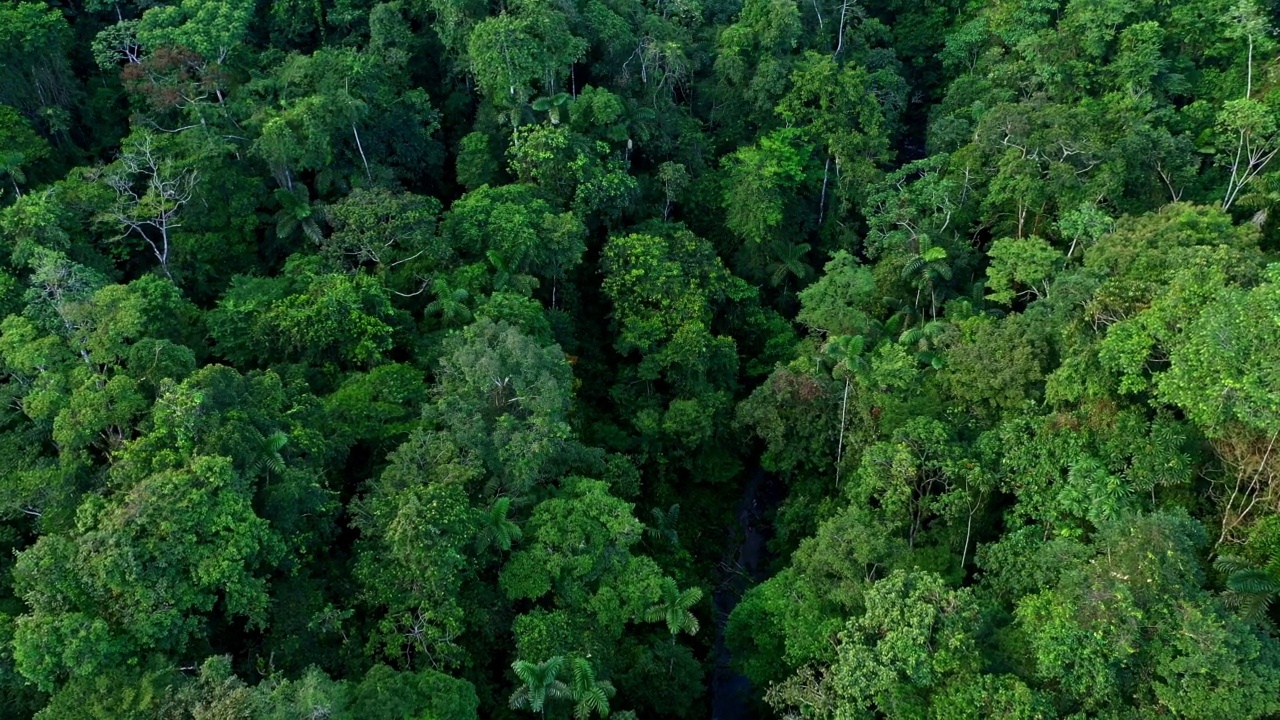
(272, 186, 324, 245)
(567, 657, 616, 720)
(510, 657, 570, 716)
(487, 249, 538, 295)
(531, 92, 572, 124)
(1216, 551, 1280, 624)
(899, 319, 950, 369)
(426, 277, 473, 327)
(645, 579, 702, 675)
(251, 431, 289, 478)
(645, 578, 702, 637)
(881, 297, 919, 340)
(477, 496, 523, 552)
(901, 240, 953, 320)
(646, 503, 680, 546)
(821, 334, 871, 486)
(821, 334, 868, 378)
(765, 240, 813, 287)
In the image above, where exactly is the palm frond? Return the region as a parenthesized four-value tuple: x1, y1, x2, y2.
(901, 256, 925, 279)
(1227, 569, 1280, 595)
(1238, 591, 1274, 625)
(681, 613, 700, 636)
(547, 680, 571, 701)
(265, 430, 289, 454)
(922, 246, 948, 263)
(575, 687, 611, 720)
(251, 431, 289, 476)
(677, 587, 702, 611)
(509, 686, 531, 710)
(1215, 554, 1253, 575)
(571, 657, 594, 689)
(301, 217, 325, 245)
(512, 659, 537, 686)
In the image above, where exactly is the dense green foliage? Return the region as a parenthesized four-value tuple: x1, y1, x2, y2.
(4, 0, 1280, 717)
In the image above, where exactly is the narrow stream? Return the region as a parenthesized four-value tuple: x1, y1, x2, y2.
(710, 465, 784, 720)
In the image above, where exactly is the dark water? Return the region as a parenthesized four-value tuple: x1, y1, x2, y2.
(710, 466, 784, 720)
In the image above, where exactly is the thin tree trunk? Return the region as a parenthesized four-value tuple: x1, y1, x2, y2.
(1247, 34, 1254, 100)
(1223, 31, 1257, 210)
(818, 155, 831, 225)
(835, 0, 849, 57)
(961, 508, 975, 568)
(352, 124, 372, 182)
(157, 227, 174, 281)
(836, 375, 850, 487)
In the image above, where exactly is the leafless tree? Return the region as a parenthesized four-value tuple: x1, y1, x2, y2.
(103, 132, 197, 280)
